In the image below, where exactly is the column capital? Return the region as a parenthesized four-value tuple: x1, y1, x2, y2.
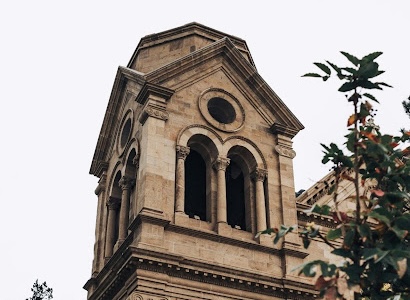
(176, 145, 190, 160)
(119, 176, 135, 190)
(213, 157, 230, 171)
(252, 168, 268, 182)
(107, 197, 121, 210)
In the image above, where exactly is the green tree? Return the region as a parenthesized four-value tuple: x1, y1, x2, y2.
(402, 97, 410, 119)
(26, 280, 53, 300)
(261, 52, 410, 299)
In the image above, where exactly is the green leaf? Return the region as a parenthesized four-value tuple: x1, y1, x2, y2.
(363, 93, 378, 103)
(363, 248, 381, 261)
(391, 226, 408, 239)
(314, 62, 331, 75)
(311, 204, 331, 215)
(358, 61, 380, 78)
(320, 262, 336, 277)
(362, 51, 383, 63)
(358, 80, 382, 90)
(376, 82, 393, 88)
(341, 51, 360, 66)
(338, 81, 358, 92)
(358, 223, 372, 240)
(327, 228, 342, 240)
(302, 73, 321, 78)
(326, 61, 341, 73)
(395, 215, 410, 230)
(342, 67, 358, 75)
(368, 207, 392, 227)
(332, 248, 352, 258)
(374, 250, 390, 263)
(343, 228, 355, 248)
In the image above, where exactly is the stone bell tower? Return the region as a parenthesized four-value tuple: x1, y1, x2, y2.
(84, 23, 316, 300)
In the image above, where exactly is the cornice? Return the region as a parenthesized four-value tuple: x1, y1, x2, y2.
(87, 245, 317, 300)
(135, 82, 174, 105)
(89, 67, 145, 177)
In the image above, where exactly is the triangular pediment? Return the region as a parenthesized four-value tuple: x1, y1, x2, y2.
(142, 36, 304, 136)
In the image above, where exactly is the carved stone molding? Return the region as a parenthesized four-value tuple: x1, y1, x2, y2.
(95, 172, 107, 195)
(146, 106, 169, 120)
(126, 292, 142, 300)
(275, 145, 296, 159)
(176, 145, 190, 160)
(139, 103, 169, 124)
(213, 157, 230, 171)
(252, 168, 267, 182)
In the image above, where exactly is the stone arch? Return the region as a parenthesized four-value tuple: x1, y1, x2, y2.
(222, 136, 267, 169)
(108, 162, 123, 199)
(225, 145, 256, 232)
(177, 124, 224, 153)
(104, 164, 123, 258)
(184, 134, 219, 222)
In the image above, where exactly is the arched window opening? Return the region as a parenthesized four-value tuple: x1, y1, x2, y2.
(185, 149, 207, 220)
(226, 160, 246, 230)
(125, 149, 137, 222)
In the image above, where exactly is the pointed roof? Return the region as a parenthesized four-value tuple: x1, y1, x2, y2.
(90, 23, 304, 176)
(127, 22, 256, 70)
(143, 36, 304, 134)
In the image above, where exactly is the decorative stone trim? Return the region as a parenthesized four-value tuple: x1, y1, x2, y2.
(176, 145, 190, 160)
(139, 104, 169, 124)
(213, 157, 230, 171)
(275, 145, 296, 159)
(252, 168, 267, 182)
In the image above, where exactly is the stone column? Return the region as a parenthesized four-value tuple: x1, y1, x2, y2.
(92, 173, 107, 275)
(104, 197, 120, 260)
(213, 157, 230, 224)
(175, 145, 190, 213)
(117, 176, 134, 244)
(252, 168, 268, 232)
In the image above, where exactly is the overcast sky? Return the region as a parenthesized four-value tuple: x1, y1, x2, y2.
(1, 1, 409, 299)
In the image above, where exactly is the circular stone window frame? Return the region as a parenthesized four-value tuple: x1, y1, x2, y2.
(117, 110, 134, 157)
(198, 88, 245, 132)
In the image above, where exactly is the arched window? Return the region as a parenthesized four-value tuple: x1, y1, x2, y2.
(226, 160, 245, 230)
(225, 145, 259, 233)
(105, 171, 122, 258)
(185, 149, 207, 220)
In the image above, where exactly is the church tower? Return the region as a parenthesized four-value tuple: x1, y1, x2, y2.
(85, 23, 315, 300)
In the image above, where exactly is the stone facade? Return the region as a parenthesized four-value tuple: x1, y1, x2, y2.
(84, 23, 332, 300)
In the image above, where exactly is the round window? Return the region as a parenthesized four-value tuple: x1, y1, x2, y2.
(120, 118, 132, 148)
(198, 88, 245, 132)
(207, 97, 236, 124)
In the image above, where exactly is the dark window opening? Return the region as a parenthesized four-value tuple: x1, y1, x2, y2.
(120, 119, 132, 148)
(207, 97, 236, 124)
(185, 150, 207, 220)
(226, 161, 246, 230)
